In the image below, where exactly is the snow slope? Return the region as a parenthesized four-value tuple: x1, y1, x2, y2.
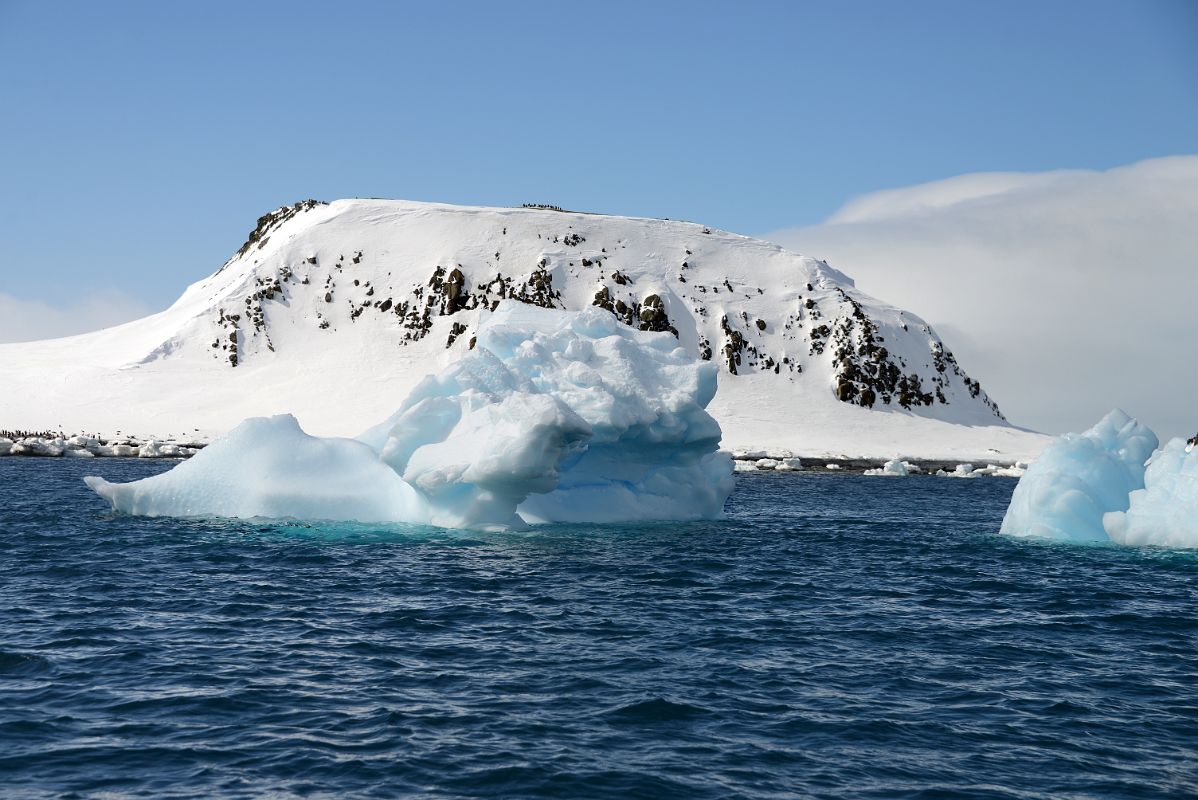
(0, 199, 1049, 460)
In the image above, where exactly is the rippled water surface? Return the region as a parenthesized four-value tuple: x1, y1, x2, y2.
(2, 458, 1197, 799)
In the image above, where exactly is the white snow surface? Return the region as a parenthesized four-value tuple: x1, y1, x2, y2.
(999, 410, 1161, 544)
(0, 198, 1049, 460)
(1103, 438, 1198, 548)
(85, 303, 734, 530)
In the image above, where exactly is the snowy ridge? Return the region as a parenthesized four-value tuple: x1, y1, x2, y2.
(0, 199, 1049, 460)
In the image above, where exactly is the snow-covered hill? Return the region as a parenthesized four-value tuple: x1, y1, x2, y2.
(0, 199, 1049, 460)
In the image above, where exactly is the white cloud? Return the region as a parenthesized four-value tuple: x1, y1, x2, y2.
(765, 156, 1198, 440)
(0, 290, 153, 344)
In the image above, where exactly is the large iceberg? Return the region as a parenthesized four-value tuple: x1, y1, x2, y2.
(1000, 409, 1198, 547)
(86, 303, 734, 530)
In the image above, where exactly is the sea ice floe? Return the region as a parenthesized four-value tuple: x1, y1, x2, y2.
(86, 302, 734, 530)
(11, 438, 65, 457)
(938, 462, 1028, 478)
(0, 434, 197, 459)
(864, 458, 912, 476)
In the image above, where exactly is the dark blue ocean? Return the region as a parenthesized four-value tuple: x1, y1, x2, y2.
(2, 458, 1196, 799)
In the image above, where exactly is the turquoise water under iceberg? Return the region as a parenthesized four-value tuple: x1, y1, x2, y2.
(3, 458, 1197, 798)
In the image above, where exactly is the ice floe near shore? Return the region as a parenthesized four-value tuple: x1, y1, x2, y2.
(0, 434, 202, 459)
(936, 462, 1028, 478)
(85, 303, 734, 530)
(1000, 409, 1198, 547)
(864, 459, 916, 476)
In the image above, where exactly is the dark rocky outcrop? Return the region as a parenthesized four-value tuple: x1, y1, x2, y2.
(812, 286, 1004, 419)
(231, 199, 326, 263)
(446, 321, 468, 348)
(637, 294, 677, 336)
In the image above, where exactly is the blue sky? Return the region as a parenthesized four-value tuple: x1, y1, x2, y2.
(1, 0, 1195, 310)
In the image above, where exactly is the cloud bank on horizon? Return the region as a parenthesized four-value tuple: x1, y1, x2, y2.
(767, 155, 1198, 440)
(0, 291, 152, 344)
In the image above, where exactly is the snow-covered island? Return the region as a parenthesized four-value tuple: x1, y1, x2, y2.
(6, 199, 1192, 537)
(0, 199, 1050, 463)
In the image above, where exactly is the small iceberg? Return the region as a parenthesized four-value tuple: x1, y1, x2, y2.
(86, 416, 424, 523)
(864, 458, 917, 476)
(1000, 409, 1198, 547)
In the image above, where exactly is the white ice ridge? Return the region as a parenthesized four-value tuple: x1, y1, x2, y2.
(998, 409, 1198, 547)
(85, 302, 735, 530)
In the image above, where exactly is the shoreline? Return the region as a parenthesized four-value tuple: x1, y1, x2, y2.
(0, 435, 1025, 477)
(727, 453, 1026, 477)
(0, 434, 206, 460)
